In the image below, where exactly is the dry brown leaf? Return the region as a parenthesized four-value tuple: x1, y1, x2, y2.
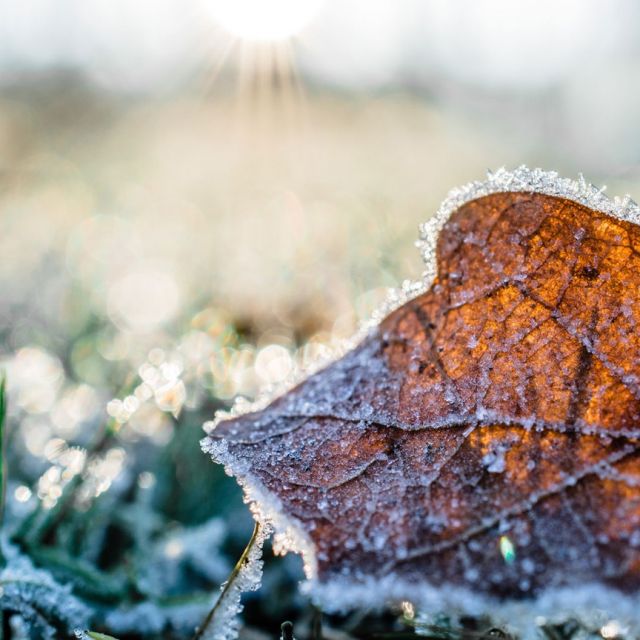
(203, 169, 640, 627)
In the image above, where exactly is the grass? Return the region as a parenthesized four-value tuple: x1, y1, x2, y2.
(193, 522, 262, 640)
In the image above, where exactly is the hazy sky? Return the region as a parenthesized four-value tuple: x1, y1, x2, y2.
(0, 0, 636, 94)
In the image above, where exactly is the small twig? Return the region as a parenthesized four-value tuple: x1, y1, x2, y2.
(192, 521, 262, 640)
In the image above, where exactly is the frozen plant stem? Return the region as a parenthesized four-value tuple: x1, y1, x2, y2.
(193, 521, 263, 640)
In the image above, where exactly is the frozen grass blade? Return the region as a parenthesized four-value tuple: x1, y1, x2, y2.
(193, 521, 266, 640)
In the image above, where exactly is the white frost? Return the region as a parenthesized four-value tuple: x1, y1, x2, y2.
(311, 577, 640, 640)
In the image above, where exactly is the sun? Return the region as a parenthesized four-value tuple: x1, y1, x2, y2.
(203, 0, 323, 42)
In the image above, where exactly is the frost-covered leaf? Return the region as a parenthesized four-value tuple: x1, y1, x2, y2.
(203, 168, 640, 632)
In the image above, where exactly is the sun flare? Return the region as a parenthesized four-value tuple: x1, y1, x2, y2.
(204, 0, 323, 42)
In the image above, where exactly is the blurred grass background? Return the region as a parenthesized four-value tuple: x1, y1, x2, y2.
(1, 1, 640, 637)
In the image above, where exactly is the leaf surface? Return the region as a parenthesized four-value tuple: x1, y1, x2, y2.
(205, 188, 640, 611)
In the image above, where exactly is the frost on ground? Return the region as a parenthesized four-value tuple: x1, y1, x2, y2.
(135, 518, 229, 599)
(104, 600, 209, 637)
(202, 167, 640, 635)
(104, 518, 230, 637)
(0, 538, 90, 638)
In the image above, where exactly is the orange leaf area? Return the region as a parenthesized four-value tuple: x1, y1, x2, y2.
(208, 191, 640, 604)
